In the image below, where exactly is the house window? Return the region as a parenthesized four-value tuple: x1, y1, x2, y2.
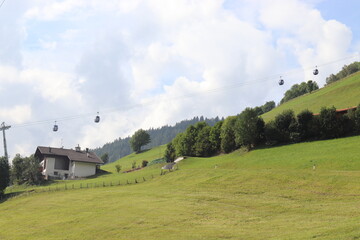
(54, 171, 58, 176)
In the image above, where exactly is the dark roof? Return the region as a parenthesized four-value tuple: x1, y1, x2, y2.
(35, 146, 103, 164)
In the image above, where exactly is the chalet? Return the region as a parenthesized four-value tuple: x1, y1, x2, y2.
(35, 145, 103, 180)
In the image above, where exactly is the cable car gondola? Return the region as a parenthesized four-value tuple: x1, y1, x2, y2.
(53, 121, 58, 132)
(313, 66, 319, 75)
(94, 112, 100, 123)
(278, 76, 284, 86)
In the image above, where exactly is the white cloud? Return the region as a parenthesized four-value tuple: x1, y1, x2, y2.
(0, 105, 32, 124)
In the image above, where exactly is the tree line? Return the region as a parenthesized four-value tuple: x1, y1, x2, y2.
(326, 61, 360, 85)
(93, 116, 224, 163)
(0, 154, 43, 197)
(164, 105, 360, 162)
(280, 80, 319, 105)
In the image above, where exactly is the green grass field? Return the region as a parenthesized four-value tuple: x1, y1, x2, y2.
(262, 72, 360, 121)
(1, 135, 360, 240)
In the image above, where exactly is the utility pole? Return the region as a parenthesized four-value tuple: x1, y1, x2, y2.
(0, 122, 11, 161)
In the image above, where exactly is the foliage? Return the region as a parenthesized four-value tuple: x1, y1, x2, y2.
(326, 61, 360, 85)
(131, 161, 137, 169)
(318, 106, 349, 139)
(234, 108, 265, 150)
(280, 80, 319, 104)
(209, 120, 223, 154)
(346, 104, 360, 133)
(141, 160, 148, 168)
(24, 155, 43, 185)
(254, 101, 276, 116)
(273, 109, 297, 143)
(194, 124, 213, 157)
(115, 165, 121, 173)
(10, 154, 43, 185)
(10, 154, 26, 184)
(296, 109, 318, 141)
(164, 142, 176, 162)
(130, 129, 151, 153)
(101, 153, 109, 164)
(0, 156, 10, 195)
(93, 116, 222, 163)
(220, 116, 238, 153)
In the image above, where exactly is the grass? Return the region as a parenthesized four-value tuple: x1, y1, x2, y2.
(262, 72, 360, 121)
(1, 135, 360, 239)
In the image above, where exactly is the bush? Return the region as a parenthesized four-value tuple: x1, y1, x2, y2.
(142, 160, 148, 168)
(115, 165, 122, 173)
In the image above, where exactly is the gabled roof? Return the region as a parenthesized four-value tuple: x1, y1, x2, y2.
(35, 146, 103, 164)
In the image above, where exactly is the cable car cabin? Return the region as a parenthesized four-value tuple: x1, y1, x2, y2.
(313, 68, 319, 75)
(94, 115, 100, 123)
(278, 78, 284, 85)
(94, 112, 100, 123)
(53, 123, 58, 132)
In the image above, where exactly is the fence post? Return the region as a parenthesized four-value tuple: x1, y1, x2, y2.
(103, 182, 105, 187)
(72, 184, 74, 189)
(127, 180, 129, 184)
(143, 177, 146, 182)
(135, 179, 138, 184)
(80, 183, 82, 189)
(65, 184, 67, 190)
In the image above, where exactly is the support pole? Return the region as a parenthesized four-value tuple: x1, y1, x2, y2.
(0, 122, 11, 161)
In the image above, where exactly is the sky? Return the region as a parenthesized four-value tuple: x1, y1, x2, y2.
(0, 0, 359, 161)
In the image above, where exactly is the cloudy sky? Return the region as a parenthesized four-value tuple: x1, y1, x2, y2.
(1, 0, 359, 160)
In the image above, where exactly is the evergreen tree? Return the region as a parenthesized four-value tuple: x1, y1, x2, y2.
(0, 157, 10, 195)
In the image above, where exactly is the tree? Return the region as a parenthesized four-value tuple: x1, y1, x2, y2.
(100, 153, 109, 164)
(274, 109, 297, 143)
(164, 142, 176, 162)
(318, 106, 343, 139)
(10, 154, 42, 186)
(220, 116, 238, 153)
(261, 101, 276, 114)
(115, 165, 122, 173)
(194, 125, 212, 156)
(23, 155, 43, 185)
(0, 157, 10, 196)
(234, 108, 265, 150)
(130, 129, 151, 153)
(11, 154, 26, 184)
(296, 109, 315, 141)
(209, 121, 223, 154)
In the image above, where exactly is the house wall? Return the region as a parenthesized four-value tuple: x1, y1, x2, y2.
(43, 157, 70, 179)
(73, 162, 96, 177)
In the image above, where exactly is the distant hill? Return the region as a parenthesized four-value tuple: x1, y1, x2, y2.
(262, 71, 360, 121)
(93, 116, 223, 163)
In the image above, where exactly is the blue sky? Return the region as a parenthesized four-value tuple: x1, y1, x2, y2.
(0, 0, 359, 160)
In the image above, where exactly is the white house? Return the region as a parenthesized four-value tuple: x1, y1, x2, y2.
(35, 146, 103, 179)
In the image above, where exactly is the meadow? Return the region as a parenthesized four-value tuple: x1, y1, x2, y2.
(1, 135, 360, 239)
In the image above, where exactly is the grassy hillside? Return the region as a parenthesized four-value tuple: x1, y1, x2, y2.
(262, 72, 360, 121)
(1, 135, 360, 239)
